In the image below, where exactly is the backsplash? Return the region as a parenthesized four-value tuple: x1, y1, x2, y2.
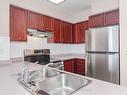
(10, 36, 85, 58)
(0, 37, 10, 60)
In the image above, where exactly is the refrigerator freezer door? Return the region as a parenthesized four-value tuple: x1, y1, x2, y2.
(85, 26, 119, 52)
(87, 53, 119, 84)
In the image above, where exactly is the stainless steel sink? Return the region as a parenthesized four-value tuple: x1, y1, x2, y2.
(18, 68, 60, 94)
(36, 73, 91, 95)
(29, 68, 60, 82)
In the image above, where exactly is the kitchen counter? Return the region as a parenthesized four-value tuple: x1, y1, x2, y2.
(0, 61, 41, 95)
(51, 53, 86, 60)
(0, 61, 127, 95)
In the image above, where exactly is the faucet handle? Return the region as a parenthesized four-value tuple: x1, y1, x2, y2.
(20, 68, 27, 80)
(20, 68, 30, 83)
(34, 61, 39, 64)
(24, 69, 30, 83)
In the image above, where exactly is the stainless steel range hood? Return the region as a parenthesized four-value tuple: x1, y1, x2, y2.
(27, 29, 53, 38)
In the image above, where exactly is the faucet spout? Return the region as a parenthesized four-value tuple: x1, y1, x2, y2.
(44, 62, 53, 67)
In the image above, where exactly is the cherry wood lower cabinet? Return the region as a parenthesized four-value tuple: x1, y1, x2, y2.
(74, 59, 85, 75)
(64, 59, 75, 73)
(64, 59, 85, 76)
(10, 5, 28, 41)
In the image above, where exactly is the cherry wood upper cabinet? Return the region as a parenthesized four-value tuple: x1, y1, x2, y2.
(89, 9, 119, 28)
(53, 19, 61, 42)
(72, 21, 88, 43)
(61, 21, 72, 43)
(105, 9, 119, 26)
(39, 15, 53, 31)
(83, 20, 89, 30)
(47, 19, 61, 43)
(10, 5, 28, 41)
(73, 23, 84, 43)
(89, 13, 105, 28)
(28, 11, 40, 29)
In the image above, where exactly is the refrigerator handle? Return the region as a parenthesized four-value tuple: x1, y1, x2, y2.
(85, 30, 91, 51)
(86, 54, 91, 76)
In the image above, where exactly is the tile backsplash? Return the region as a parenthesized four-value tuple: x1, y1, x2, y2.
(10, 36, 85, 58)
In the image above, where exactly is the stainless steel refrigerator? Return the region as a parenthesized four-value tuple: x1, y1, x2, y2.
(85, 25, 120, 84)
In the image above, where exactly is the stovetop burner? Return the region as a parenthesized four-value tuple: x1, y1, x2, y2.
(24, 49, 62, 66)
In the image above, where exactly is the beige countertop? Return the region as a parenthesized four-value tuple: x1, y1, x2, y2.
(51, 53, 86, 61)
(0, 60, 127, 95)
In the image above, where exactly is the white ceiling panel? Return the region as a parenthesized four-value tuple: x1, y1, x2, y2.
(42, 0, 92, 14)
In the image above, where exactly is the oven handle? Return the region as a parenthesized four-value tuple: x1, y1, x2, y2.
(34, 61, 39, 64)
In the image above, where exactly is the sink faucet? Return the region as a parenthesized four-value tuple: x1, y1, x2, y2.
(19, 63, 53, 83)
(19, 61, 39, 83)
(20, 68, 30, 83)
(44, 62, 53, 67)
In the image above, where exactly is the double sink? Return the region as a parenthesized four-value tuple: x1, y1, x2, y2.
(18, 67, 91, 95)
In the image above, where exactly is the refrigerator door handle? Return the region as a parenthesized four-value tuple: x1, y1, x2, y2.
(85, 30, 91, 51)
(86, 54, 91, 76)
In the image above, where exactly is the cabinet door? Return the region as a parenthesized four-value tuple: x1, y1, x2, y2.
(72, 24, 76, 43)
(64, 60, 74, 73)
(39, 15, 53, 31)
(10, 5, 27, 41)
(47, 19, 61, 43)
(61, 22, 72, 43)
(73, 23, 84, 43)
(105, 9, 119, 26)
(72, 21, 88, 43)
(83, 20, 89, 30)
(53, 19, 61, 42)
(89, 13, 104, 28)
(75, 59, 85, 76)
(28, 11, 40, 29)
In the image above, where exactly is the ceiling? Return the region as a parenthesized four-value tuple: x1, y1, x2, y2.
(42, 0, 93, 15)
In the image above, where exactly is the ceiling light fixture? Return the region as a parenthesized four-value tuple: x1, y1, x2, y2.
(48, 0, 65, 4)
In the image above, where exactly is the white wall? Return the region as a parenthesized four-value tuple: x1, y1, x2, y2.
(72, 0, 119, 23)
(0, 0, 10, 60)
(71, 44, 85, 54)
(72, 8, 91, 23)
(0, 0, 9, 37)
(119, 0, 127, 86)
(10, 36, 85, 58)
(91, 0, 119, 15)
(0, 37, 10, 60)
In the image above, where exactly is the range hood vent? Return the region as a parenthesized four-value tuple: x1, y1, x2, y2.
(27, 29, 53, 38)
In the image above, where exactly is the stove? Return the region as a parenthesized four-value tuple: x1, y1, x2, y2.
(24, 49, 64, 70)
